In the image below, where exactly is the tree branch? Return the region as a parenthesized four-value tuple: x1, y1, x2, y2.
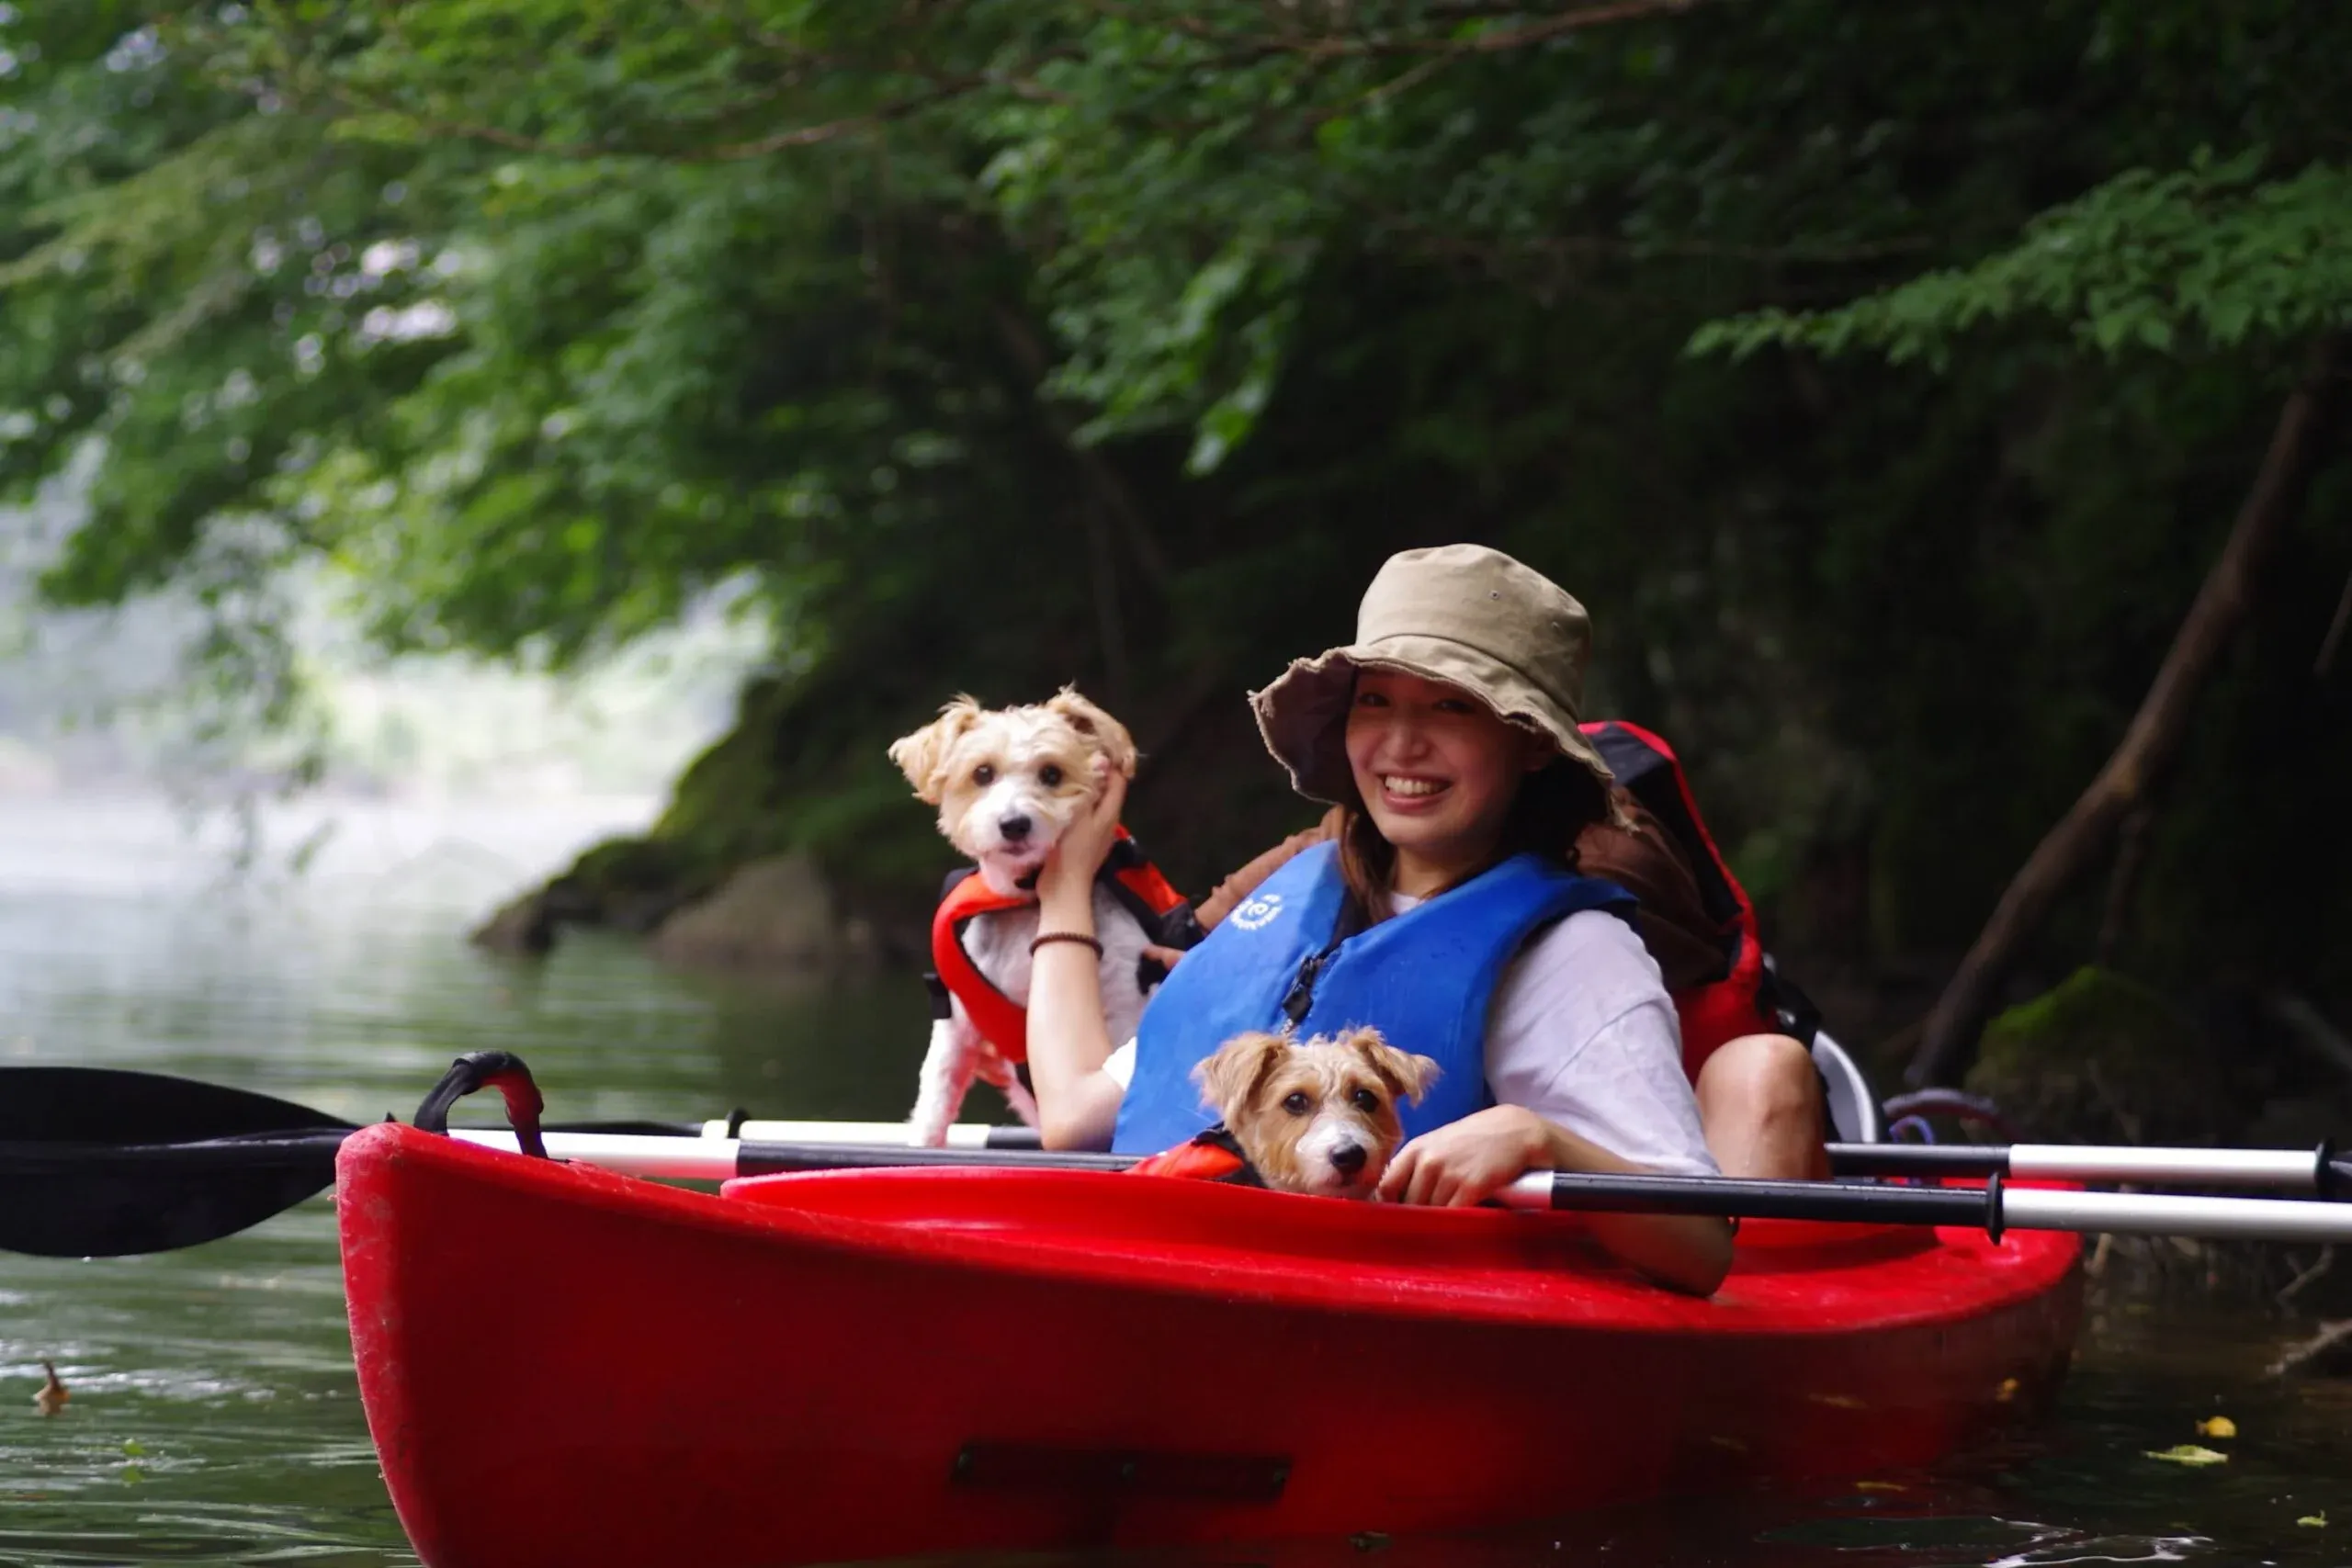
(2093, 804, 2155, 966)
(1087, 0, 1705, 64)
(246, 0, 1696, 166)
(2318, 564, 2352, 677)
(990, 306, 1174, 597)
(1906, 334, 2350, 1087)
(2267, 1318, 2352, 1378)
(317, 74, 1003, 162)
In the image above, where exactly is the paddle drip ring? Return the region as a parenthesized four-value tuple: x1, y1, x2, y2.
(413, 1052, 550, 1159)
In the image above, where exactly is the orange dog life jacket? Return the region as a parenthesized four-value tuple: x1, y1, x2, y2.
(1125, 1124, 1264, 1185)
(927, 827, 1195, 1065)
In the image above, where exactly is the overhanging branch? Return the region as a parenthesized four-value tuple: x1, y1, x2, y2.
(1906, 333, 2350, 1087)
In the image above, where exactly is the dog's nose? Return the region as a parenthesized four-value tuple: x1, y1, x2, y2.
(1329, 1144, 1368, 1176)
(998, 814, 1032, 842)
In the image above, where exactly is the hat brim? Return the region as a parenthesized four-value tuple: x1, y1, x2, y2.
(1250, 634, 1615, 806)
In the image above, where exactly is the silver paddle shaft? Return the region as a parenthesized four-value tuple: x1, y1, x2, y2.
(1488, 1168, 2352, 1243)
(455, 1131, 741, 1180)
(1823, 1140, 2346, 1193)
(2008, 1144, 2329, 1189)
(1999, 1185, 2352, 1243)
(460, 1134, 2352, 1242)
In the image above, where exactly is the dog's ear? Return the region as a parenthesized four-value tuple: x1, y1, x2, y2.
(1192, 1031, 1291, 1119)
(1343, 1028, 1442, 1108)
(1047, 686, 1138, 780)
(887, 696, 983, 805)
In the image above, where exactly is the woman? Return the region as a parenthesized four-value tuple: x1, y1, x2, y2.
(1025, 545, 1733, 1295)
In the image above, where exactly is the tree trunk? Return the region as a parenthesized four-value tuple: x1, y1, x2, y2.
(1905, 336, 2349, 1087)
(990, 306, 1174, 595)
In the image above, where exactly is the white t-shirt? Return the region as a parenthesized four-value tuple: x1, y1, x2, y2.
(1102, 900, 1719, 1177)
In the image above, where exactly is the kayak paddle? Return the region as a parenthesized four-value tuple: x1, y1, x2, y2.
(534, 1135, 2352, 1245)
(721, 1118, 2351, 1197)
(8, 1060, 2351, 1257)
(1823, 1139, 2349, 1194)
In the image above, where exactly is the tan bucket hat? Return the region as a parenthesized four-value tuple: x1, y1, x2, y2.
(1250, 544, 1614, 804)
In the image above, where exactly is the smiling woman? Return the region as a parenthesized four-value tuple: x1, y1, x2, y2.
(1020, 546, 1741, 1296)
(1339, 668, 1611, 909)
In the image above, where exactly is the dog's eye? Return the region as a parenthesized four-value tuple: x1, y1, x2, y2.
(1281, 1091, 1310, 1116)
(1350, 1088, 1382, 1112)
(973, 764, 995, 785)
(1039, 764, 1063, 787)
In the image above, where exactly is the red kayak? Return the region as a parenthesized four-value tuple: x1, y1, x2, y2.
(338, 1122, 2081, 1568)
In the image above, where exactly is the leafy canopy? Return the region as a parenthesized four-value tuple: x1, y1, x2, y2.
(3, 2, 2347, 977)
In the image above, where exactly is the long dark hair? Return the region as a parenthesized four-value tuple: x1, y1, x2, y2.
(1333, 756, 1612, 921)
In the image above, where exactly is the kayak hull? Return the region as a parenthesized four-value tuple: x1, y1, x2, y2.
(338, 1124, 2079, 1568)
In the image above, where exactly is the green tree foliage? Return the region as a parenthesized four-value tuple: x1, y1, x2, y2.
(3, 3, 2347, 1013)
(1696, 152, 2352, 366)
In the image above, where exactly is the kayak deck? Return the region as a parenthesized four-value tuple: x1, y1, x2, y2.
(338, 1124, 2080, 1568)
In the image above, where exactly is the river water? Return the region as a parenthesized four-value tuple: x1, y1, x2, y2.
(2, 795, 2347, 1567)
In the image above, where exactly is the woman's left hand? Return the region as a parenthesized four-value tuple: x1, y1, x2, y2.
(1378, 1104, 1553, 1207)
(1035, 760, 1127, 912)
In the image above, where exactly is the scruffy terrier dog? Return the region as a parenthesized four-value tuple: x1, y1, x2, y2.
(889, 687, 1155, 1145)
(1193, 1028, 1441, 1198)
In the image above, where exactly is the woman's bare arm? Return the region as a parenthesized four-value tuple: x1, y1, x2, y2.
(1023, 767, 1131, 1149)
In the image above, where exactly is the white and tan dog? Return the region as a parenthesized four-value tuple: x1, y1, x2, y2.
(1193, 1028, 1441, 1197)
(889, 687, 1160, 1145)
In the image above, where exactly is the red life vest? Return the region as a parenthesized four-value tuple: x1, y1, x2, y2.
(1577, 720, 1772, 1078)
(928, 827, 1193, 1065)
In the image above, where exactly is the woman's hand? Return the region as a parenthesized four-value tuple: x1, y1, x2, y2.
(1384, 1105, 1734, 1295)
(1378, 1104, 1552, 1207)
(1035, 760, 1127, 916)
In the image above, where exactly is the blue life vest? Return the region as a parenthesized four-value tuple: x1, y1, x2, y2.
(1111, 842, 1634, 1154)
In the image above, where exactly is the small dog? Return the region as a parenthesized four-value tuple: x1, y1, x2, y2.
(889, 686, 1157, 1145)
(1193, 1028, 1441, 1198)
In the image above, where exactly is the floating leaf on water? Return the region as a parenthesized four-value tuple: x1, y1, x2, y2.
(2298, 1514, 2326, 1529)
(2144, 1445, 2228, 1467)
(119, 1464, 143, 1484)
(120, 1438, 145, 1457)
(33, 1360, 66, 1417)
(2193, 1416, 2236, 1438)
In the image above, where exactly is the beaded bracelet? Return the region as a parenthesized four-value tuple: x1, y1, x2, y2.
(1029, 931, 1104, 957)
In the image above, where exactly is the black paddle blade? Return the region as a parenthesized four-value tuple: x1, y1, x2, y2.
(0, 1066, 359, 1258)
(0, 1065, 357, 1143)
(0, 1130, 349, 1258)
(0, 1064, 703, 1257)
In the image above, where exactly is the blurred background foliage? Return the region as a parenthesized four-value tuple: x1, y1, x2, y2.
(2, 1, 2346, 1076)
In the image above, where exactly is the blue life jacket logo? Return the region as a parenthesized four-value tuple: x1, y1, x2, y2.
(1230, 892, 1283, 931)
